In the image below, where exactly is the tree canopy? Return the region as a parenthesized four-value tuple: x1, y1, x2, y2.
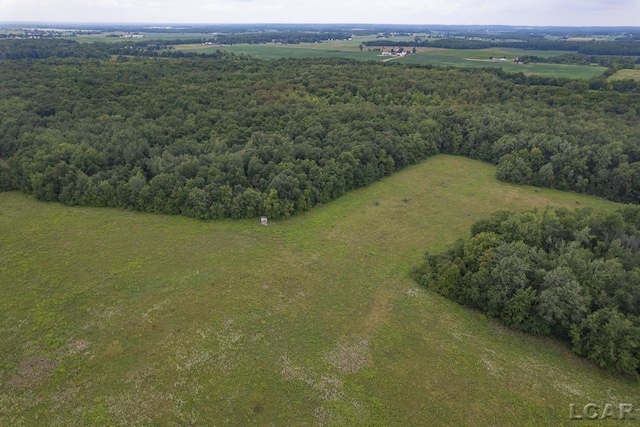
(414, 206, 640, 377)
(0, 40, 640, 219)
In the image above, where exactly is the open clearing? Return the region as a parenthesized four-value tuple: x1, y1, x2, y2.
(0, 155, 636, 426)
(610, 68, 640, 81)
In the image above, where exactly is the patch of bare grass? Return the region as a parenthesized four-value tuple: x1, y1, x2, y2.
(323, 338, 370, 374)
(280, 354, 343, 401)
(7, 355, 58, 389)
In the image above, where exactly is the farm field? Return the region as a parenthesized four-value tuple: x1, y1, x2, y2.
(394, 51, 606, 78)
(178, 41, 606, 78)
(1, 155, 636, 426)
(610, 68, 640, 81)
(67, 32, 606, 78)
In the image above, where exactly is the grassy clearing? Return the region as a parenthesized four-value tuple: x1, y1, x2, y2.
(610, 68, 640, 81)
(0, 155, 636, 426)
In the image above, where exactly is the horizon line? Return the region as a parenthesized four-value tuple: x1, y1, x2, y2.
(2, 21, 640, 29)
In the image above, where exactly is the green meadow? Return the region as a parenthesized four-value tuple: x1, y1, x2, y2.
(0, 155, 636, 426)
(610, 68, 640, 81)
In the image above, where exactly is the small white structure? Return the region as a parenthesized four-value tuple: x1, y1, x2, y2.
(260, 216, 268, 226)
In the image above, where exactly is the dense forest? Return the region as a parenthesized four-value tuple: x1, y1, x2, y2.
(0, 39, 112, 60)
(0, 39, 230, 60)
(413, 207, 640, 376)
(0, 40, 640, 219)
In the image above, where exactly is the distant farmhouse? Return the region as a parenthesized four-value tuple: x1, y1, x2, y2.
(380, 50, 407, 57)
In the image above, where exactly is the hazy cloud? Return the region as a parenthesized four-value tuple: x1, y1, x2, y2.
(1, 0, 639, 25)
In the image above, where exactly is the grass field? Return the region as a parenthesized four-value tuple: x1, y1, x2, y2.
(610, 68, 640, 81)
(1, 155, 637, 426)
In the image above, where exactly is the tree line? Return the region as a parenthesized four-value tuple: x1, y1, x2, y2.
(0, 39, 235, 60)
(413, 207, 640, 377)
(517, 53, 639, 68)
(213, 31, 354, 45)
(365, 38, 640, 56)
(0, 39, 111, 60)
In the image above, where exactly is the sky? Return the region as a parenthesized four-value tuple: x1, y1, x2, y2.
(1, 0, 639, 27)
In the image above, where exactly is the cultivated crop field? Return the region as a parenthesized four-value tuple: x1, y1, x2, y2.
(1, 155, 636, 426)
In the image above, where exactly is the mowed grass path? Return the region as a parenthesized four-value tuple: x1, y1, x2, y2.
(0, 155, 637, 426)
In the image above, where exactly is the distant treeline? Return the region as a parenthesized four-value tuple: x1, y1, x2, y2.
(365, 38, 640, 56)
(0, 39, 234, 60)
(0, 35, 353, 60)
(414, 207, 640, 377)
(0, 44, 640, 219)
(213, 32, 354, 45)
(5, 37, 640, 61)
(517, 53, 640, 67)
(0, 39, 111, 60)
